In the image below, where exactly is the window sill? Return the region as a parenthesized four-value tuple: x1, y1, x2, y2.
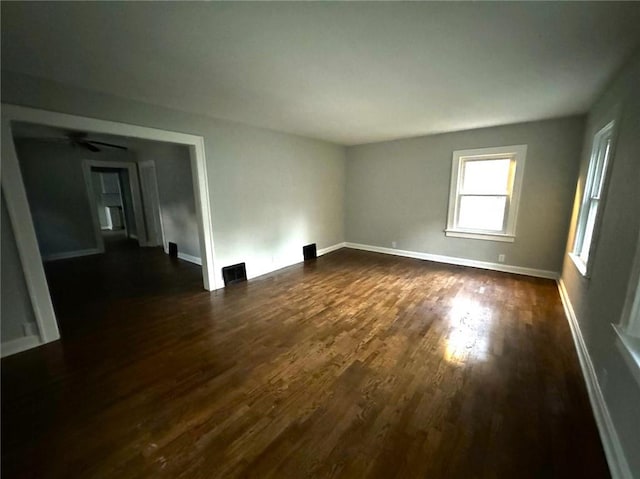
(613, 324, 640, 388)
(444, 230, 515, 243)
(568, 252, 589, 278)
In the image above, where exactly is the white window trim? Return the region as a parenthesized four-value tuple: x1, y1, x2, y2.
(569, 121, 615, 278)
(613, 325, 640, 388)
(613, 273, 640, 387)
(445, 144, 527, 242)
(612, 228, 640, 386)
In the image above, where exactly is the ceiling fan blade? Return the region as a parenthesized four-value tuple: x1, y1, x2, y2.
(36, 137, 68, 144)
(79, 140, 101, 152)
(88, 140, 127, 150)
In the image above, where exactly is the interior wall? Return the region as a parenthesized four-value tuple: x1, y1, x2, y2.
(2, 70, 347, 281)
(560, 50, 640, 475)
(345, 116, 585, 273)
(14, 138, 134, 258)
(134, 142, 200, 259)
(1, 190, 37, 343)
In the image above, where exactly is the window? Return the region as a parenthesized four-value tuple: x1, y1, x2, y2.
(613, 233, 640, 387)
(570, 121, 615, 276)
(446, 145, 527, 242)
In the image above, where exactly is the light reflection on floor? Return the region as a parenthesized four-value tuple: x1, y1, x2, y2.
(444, 295, 494, 365)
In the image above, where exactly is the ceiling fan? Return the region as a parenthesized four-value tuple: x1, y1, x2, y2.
(65, 132, 128, 152)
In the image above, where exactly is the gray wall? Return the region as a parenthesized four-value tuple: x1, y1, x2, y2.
(560, 51, 640, 475)
(14, 138, 135, 258)
(135, 142, 200, 259)
(345, 116, 585, 273)
(1, 191, 37, 342)
(2, 71, 346, 282)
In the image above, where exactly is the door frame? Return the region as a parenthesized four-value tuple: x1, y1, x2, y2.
(83, 161, 148, 249)
(137, 160, 165, 247)
(1, 104, 220, 350)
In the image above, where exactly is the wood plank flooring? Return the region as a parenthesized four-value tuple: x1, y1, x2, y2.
(1, 246, 610, 478)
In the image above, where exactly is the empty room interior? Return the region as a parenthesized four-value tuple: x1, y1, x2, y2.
(1, 2, 639, 478)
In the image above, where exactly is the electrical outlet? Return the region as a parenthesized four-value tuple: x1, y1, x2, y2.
(391, 241, 397, 248)
(498, 254, 506, 263)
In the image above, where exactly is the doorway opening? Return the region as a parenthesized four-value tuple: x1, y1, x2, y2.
(92, 167, 131, 246)
(1, 104, 219, 354)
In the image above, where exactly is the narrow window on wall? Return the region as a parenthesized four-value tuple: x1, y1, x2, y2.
(613, 234, 640, 382)
(445, 145, 527, 242)
(570, 121, 615, 277)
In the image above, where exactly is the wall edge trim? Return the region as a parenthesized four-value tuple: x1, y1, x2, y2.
(318, 242, 347, 256)
(344, 242, 559, 279)
(177, 252, 202, 266)
(1, 335, 42, 358)
(557, 279, 632, 479)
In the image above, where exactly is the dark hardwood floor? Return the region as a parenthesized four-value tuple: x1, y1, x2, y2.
(2, 247, 610, 478)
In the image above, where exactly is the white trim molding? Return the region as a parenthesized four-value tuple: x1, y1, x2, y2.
(568, 251, 589, 277)
(612, 228, 640, 388)
(177, 252, 202, 266)
(444, 230, 515, 242)
(1, 335, 42, 358)
(344, 242, 558, 279)
(619, 229, 640, 337)
(557, 280, 633, 479)
(613, 325, 640, 389)
(1, 111, 60, 344)
(42, 248, 102, 262)
(318, 242, 346, 256)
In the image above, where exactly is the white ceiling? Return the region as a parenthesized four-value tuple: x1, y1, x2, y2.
(2, 2, 640, 146)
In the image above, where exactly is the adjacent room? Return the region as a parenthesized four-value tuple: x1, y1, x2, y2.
(1, 2, 639, 478)
(8, 122, 205, 335)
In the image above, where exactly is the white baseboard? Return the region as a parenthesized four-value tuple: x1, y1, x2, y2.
(344, 242, 558, 279)
(177, 252, 202, 266)
(163, 246, 202, 266)
(1, 335, 42, 358)
(244, 242, 348, 282)
(42, 248, 102, 262)
(557, 279, 632, 479)
(318, 242, 346, 256)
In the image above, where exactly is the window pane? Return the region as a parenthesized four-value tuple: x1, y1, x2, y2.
(457, 195, 507, 231)
(461, 159, 511, 194)
(579, 199, 599, 262)
(592, 138, 611, 198)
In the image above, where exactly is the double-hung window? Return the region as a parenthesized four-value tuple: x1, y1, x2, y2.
(570, 121, 615, 276)
(446, 145, 527, 242)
